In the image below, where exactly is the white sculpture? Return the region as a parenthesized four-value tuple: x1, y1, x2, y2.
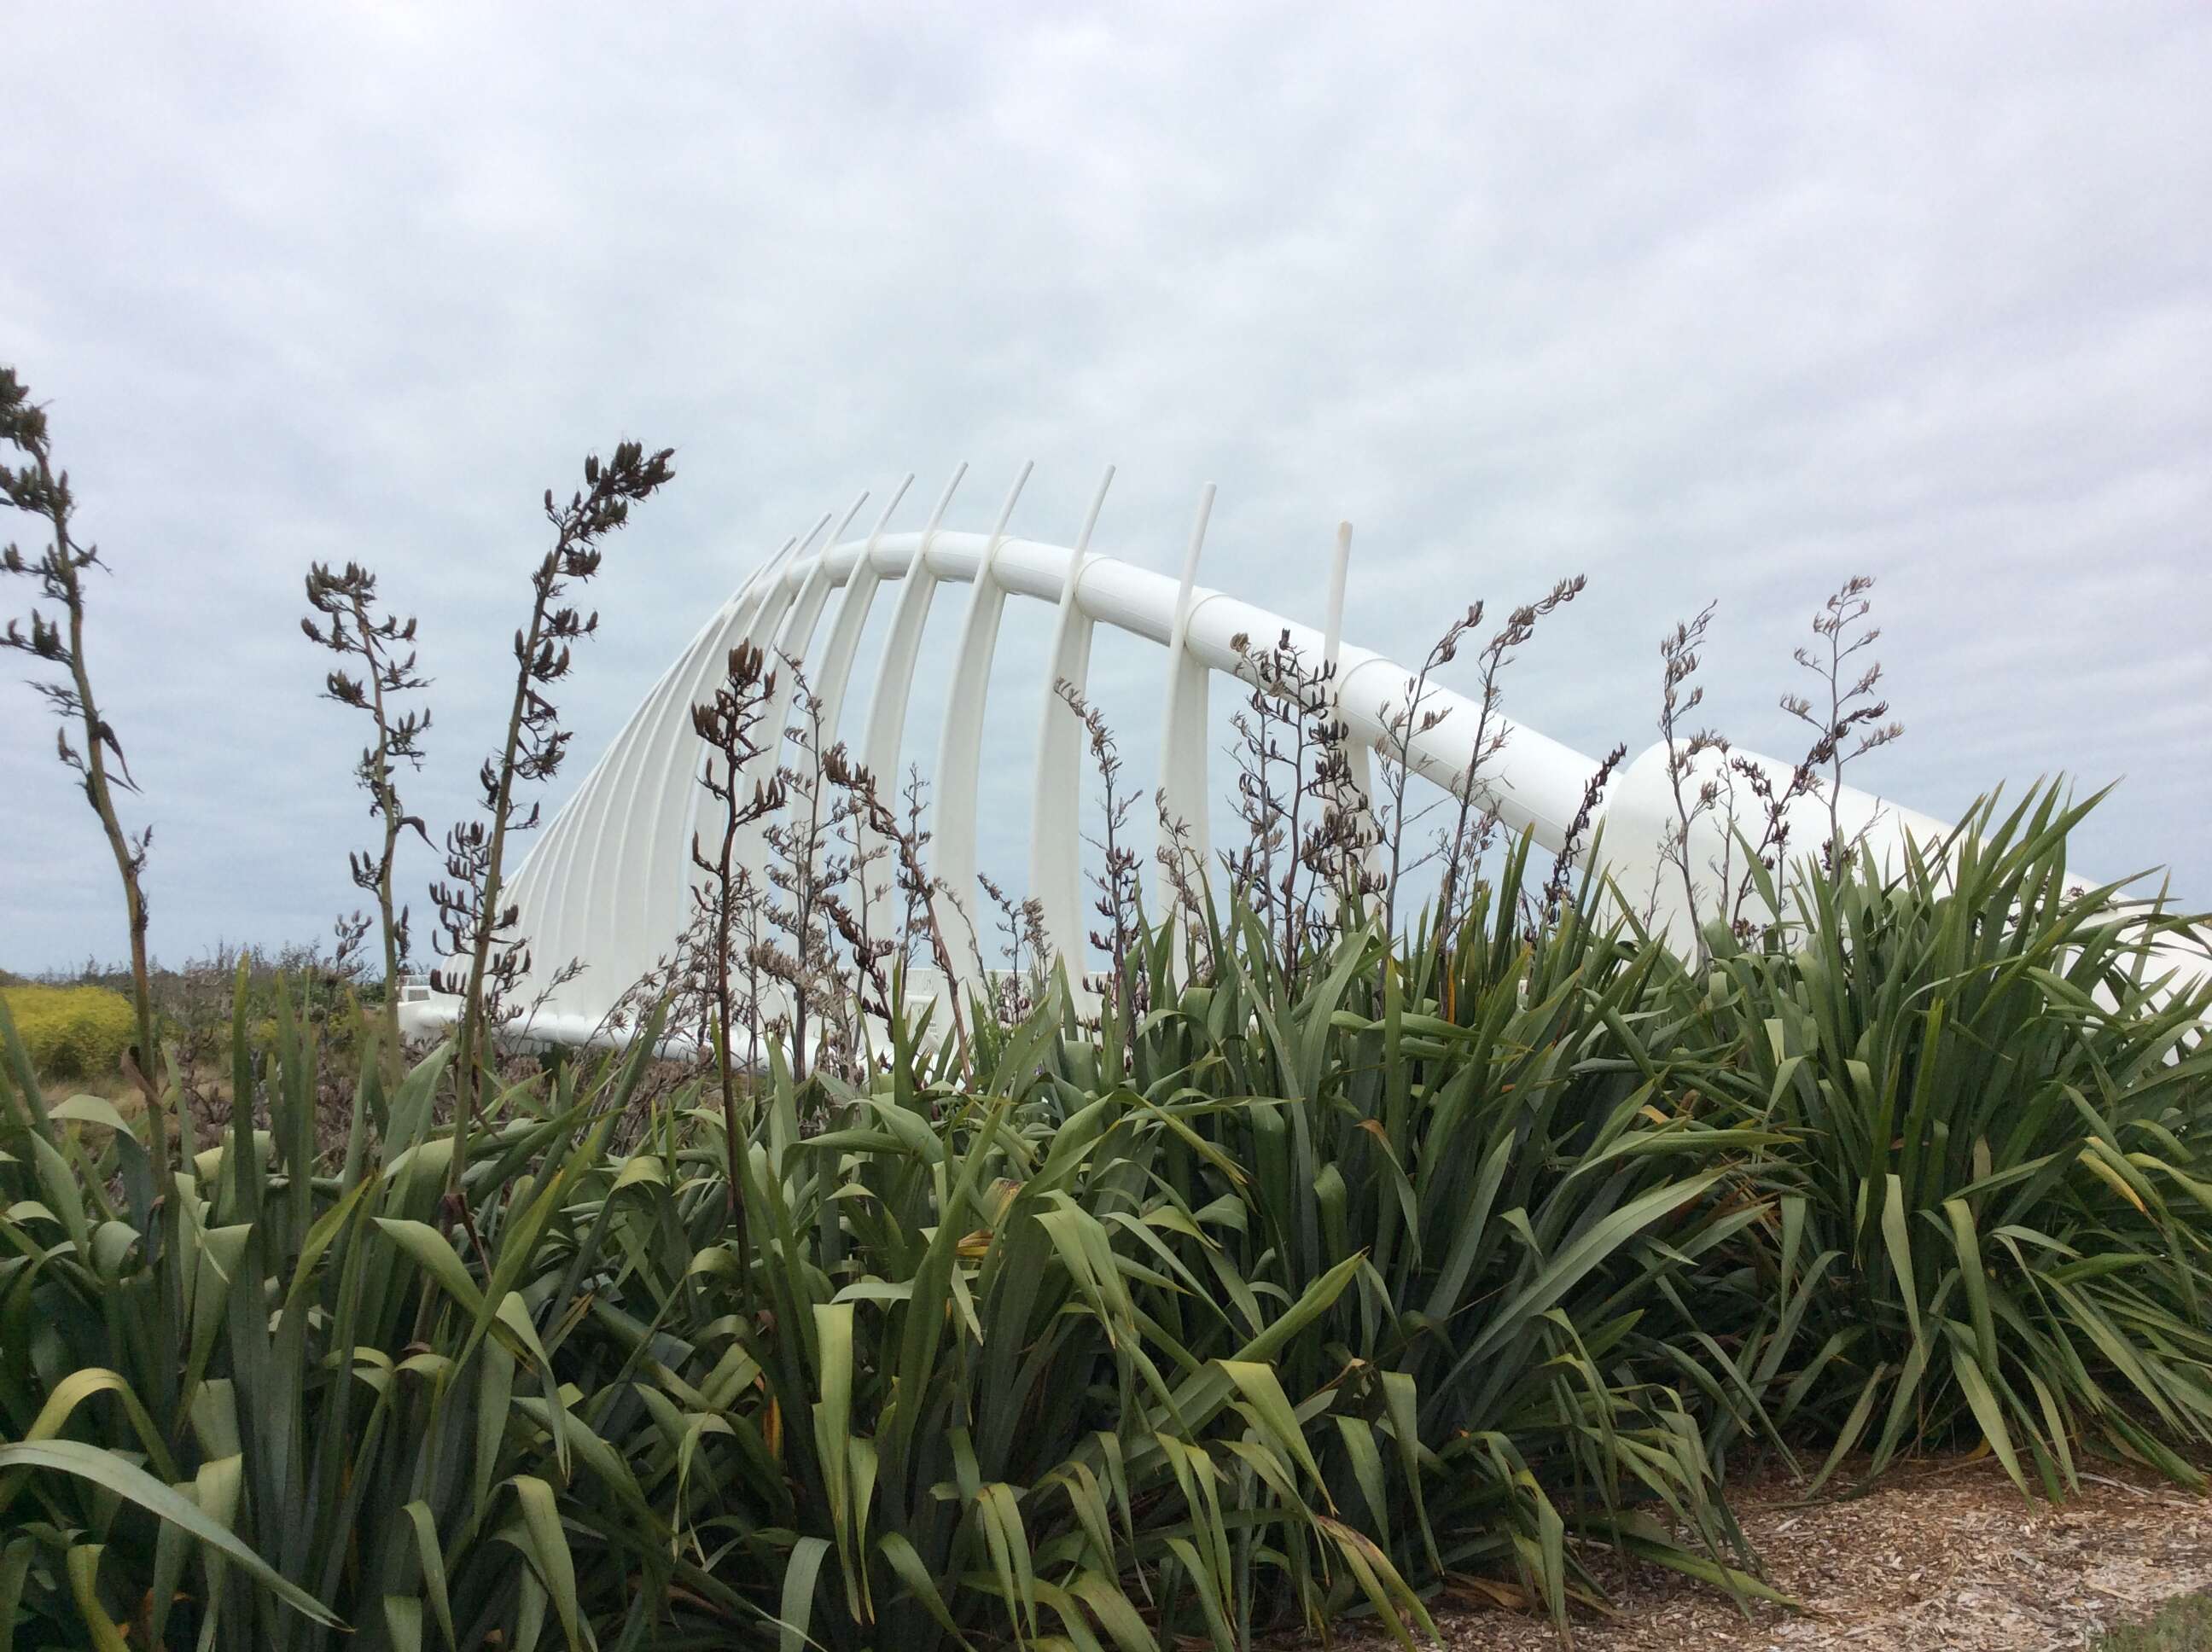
(399, 468, 2206, 1048)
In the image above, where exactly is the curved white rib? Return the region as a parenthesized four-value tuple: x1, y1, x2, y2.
(859, 468, 965, 796)
(1153, 486, 1216, 913)
(933, 463, 1033, 998)
(811, 477, 915, 752)
(1030, 468, 1115, 957)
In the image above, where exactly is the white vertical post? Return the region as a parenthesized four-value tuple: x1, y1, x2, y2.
(1031, 466, 1115, 962)
(931, 462, 1033, 1000)
(857, 463, 967, 1013)
(812, 474, 914, 748)
(1153, 483, 1216, 912)
(860, 463, 966, 791)
(1322, 522, 1352, 668)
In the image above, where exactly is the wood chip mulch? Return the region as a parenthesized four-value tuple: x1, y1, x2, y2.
(1321, 1456, 2212, 1652)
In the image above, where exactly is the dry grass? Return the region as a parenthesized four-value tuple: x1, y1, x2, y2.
(41, 1072, 140, 1113)
(2099, 1592, 2212, 1650)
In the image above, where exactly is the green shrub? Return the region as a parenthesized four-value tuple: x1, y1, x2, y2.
(1683, 790, 2212, 1495)
(0, 989, 672, 1651)
(0, 790, 2205, 1649)
(1, 982, 135, 1081)
(575, 864, 1773, 1647)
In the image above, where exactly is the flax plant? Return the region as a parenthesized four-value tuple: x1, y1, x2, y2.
(5, 789, 2208, 1649)
(1682, 786, 2212, 1496)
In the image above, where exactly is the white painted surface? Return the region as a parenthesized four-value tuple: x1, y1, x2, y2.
(410, 485, 2207, 1045)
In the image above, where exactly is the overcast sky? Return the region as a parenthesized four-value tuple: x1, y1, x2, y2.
(4, 3, 2208, 977)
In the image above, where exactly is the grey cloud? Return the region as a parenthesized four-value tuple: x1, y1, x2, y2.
(3, 0, 2206, 974)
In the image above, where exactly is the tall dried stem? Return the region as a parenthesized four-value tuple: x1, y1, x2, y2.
(1656, 601, 1726, 957)
(1783, 575, 1905, 870)
(1055, 678, 1145, 1020)
(1434, 577, 1585, 945)
(689, 641, 783, 1209)
(835, 756, 970, 1071)
(1375, 613, 1474, 937)
(432, 438, 673, 1209)
(303, 561, 432, 1081)
(0, 368, 171, 1200)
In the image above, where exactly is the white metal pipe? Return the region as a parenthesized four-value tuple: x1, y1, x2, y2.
(1322, 521, 1352, 669)
(812, 475, 914, 751)
(933, 462, 1033, 997)
(1031, 468, 1115, 960)
(859, 467, 966, 791)
(1153, 486, 1217, 910)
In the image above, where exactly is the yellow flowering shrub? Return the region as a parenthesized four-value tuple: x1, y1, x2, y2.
(1, 984, 137, 1081)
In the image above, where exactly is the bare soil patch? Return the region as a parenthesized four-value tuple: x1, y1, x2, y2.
(1324, 1457, 2212, 1652)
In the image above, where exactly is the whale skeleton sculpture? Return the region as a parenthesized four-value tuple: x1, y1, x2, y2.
(402, 465, 2209, 1050)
